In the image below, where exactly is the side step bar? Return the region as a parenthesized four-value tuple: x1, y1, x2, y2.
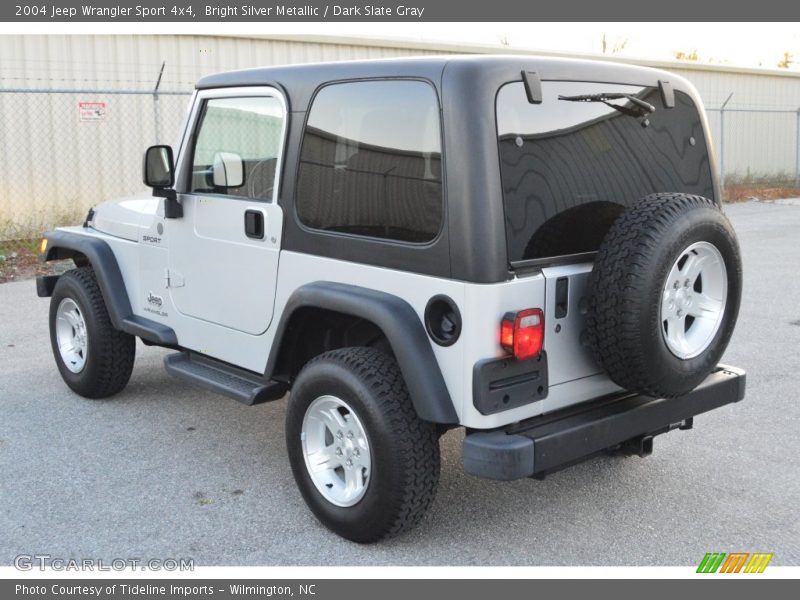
(463, 365, 746, 480)
(164, 352, 287, 406)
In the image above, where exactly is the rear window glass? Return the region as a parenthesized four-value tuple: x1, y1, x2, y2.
(296, 80, 443, 244)
(497, 81, 714, 262)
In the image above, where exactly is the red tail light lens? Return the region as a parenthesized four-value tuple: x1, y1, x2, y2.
(500, 308, 544, 360)
(500, 318, 515, 349)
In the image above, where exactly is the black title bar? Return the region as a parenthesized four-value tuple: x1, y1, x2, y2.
(3, 0, 800, 22)
(2, 578, 794, 600)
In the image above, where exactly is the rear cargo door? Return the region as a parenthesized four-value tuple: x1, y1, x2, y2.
(541, 262, 603, 385)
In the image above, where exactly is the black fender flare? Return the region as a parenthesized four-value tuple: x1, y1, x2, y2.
(40, 230, 177, 346)
(266, 281, 459, 425)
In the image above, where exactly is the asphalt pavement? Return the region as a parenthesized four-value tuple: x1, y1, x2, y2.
(1, 200, 798, 566)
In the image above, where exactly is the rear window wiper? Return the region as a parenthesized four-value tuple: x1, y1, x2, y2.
(558, 93, 656, 119)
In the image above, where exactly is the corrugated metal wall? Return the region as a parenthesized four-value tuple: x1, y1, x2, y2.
(1, 34, 798, 238)
(0, 34, 448, 91)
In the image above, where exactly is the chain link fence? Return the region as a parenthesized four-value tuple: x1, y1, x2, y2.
(0, 84, 191, 280)
(707, 103, 800, 198)
(1, 87, 191, 236)
(1, 82, 799, 281)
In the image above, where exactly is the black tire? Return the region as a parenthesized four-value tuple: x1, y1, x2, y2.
(587, 193, 742, 398)
(285, 347, 440, 543)
(49, 266, 136, 398)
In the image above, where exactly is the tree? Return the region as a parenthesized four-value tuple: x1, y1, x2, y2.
(601, 34, 628, 55)
(777, 52, 794, 69)
(674, 49, 699, 62)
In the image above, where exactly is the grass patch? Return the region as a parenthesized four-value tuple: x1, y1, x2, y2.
(0, 238, 72, 284)
(0, 208, 85, 283)
(723, 184, 800, 202)
(722, 172, 800, 202)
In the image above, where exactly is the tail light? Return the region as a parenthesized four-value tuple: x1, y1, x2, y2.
(500, 308, 544, 360)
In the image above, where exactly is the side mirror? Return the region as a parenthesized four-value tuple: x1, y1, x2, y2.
(143, 145, 182, 219)
(212, 152, 244, 188)
(143, 145, 174, 188)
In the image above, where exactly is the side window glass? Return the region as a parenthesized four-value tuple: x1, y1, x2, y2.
(190, 96, 284, 200)
(296, 80, 443, 243)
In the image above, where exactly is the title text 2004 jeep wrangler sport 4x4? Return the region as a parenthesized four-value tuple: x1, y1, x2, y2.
(37, 56, 745, 543)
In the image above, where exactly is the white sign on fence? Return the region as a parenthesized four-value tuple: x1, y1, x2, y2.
(78, 101, 107, 121)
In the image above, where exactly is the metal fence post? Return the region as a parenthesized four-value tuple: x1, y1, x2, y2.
(795, 107, 800, 188)
(719, 93, 734, 195)
(152, 61, 165, 144)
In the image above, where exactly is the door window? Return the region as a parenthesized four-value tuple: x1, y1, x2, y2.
(190, 96, 284, 200)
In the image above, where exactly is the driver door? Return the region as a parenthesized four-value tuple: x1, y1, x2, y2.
(167, 89, 286, 336)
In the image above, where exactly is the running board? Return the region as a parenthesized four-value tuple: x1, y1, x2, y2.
(164, 352, 287, 406)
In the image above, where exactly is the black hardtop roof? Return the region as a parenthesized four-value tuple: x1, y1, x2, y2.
(196, 55, 688, 112)
(197, 54, 453, 89)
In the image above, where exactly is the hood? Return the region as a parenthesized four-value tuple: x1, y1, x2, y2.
(90, 192, 160, 241)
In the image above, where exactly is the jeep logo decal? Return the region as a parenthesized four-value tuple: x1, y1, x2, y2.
(147, 292, 163, 308)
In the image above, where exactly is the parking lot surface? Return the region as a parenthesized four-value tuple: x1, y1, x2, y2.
(1, 200, 798, 566)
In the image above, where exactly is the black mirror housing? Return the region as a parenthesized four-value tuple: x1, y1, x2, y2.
(143, 145, 182, 219)
(143, 145, 175, 188)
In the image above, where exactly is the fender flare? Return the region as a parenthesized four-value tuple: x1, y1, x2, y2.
(41, 230, 177, 346)
(266, 281, 459, 425)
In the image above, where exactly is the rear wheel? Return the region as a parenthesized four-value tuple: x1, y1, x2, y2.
(587, 193, 742, 398)
(285, 347, 440, 543)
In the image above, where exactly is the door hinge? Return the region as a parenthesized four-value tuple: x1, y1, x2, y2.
(164, 268, 185, 288)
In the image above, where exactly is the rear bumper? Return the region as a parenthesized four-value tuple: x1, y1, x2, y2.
(463, 365, 746, 480)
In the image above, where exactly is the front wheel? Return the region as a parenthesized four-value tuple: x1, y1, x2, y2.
(285, 347, 440, 543)
(48, 267, 136, 398)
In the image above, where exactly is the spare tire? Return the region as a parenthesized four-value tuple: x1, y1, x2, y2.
(587, 193, 742, 398)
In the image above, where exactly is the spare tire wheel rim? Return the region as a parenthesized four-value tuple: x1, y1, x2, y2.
(660, 241, 728, 360)
(300, 395, 371, 507)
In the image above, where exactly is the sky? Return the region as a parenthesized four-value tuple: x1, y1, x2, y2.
(347, 22, 800, 70)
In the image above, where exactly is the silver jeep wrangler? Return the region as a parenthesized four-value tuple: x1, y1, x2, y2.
(37, 56, 745, 543)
